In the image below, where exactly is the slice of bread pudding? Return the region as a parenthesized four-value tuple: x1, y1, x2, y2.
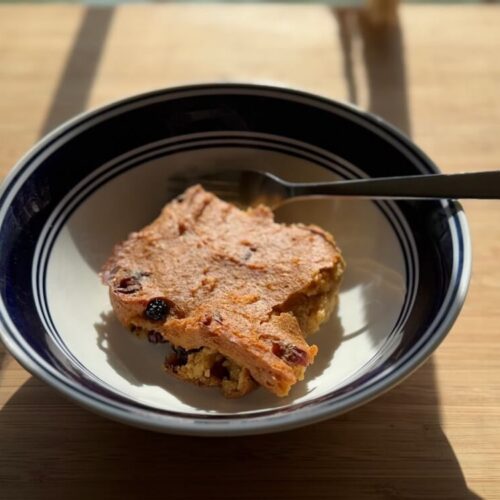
(102, 185, 344, 398)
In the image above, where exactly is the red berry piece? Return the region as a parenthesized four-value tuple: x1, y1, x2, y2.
(116, 276, 142, 294)
(272, 342, 308, 366)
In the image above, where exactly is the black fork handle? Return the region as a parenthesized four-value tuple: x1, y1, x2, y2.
(290, 171, 500, 200)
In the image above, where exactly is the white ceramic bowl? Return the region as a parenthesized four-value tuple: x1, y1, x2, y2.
(0, 84, 471, 435)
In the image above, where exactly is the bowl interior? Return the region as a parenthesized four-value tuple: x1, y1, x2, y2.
(44, 148, 410, 414)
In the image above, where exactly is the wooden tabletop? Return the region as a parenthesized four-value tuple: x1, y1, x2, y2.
(1, 4, 499, 498)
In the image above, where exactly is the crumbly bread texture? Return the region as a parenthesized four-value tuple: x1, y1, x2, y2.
(102, 185, 345, 398)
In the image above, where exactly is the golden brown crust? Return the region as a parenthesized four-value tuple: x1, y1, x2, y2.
(165, 347, 257, 398)
(102, 185, 345, 397)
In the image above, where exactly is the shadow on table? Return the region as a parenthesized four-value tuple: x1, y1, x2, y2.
(335, 7, 411, 137)
(39, 6, 114, 136)
(0, 359, 480, 500)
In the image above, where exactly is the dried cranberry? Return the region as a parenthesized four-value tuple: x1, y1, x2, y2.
(272, 342, 308, 366)
(116, 276, 142, 294)
(116, 271, 150, 293)
(147, 331, 166, 344)
(144, 298, 170, 322)
(201, 314, 212, 326)
(272, 342, 287, 359)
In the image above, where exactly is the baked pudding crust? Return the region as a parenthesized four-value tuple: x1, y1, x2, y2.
(102, 185, 345, 397)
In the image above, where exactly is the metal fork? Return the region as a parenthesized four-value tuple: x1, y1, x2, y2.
(174, 169, 500, 210)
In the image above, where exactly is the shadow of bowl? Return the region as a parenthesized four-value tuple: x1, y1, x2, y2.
(0, 358, 481, 500)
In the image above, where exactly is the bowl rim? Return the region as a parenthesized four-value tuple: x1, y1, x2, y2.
(0, 82, 472, 436)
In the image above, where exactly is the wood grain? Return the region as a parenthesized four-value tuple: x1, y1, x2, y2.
(1, 5, 500, 499)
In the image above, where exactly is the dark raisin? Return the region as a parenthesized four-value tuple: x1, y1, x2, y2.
(211, 359, 229, 380)
(144, 298, 170, 322)
(272, 342, 308, 366)
(169, 345, 189, 366)
(271, 342, 286, 359)
(178, 222, 187, 235)
(166, 345, 202, 367)
(116, 276, 142, 294)
(148, 331, 166, 344)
